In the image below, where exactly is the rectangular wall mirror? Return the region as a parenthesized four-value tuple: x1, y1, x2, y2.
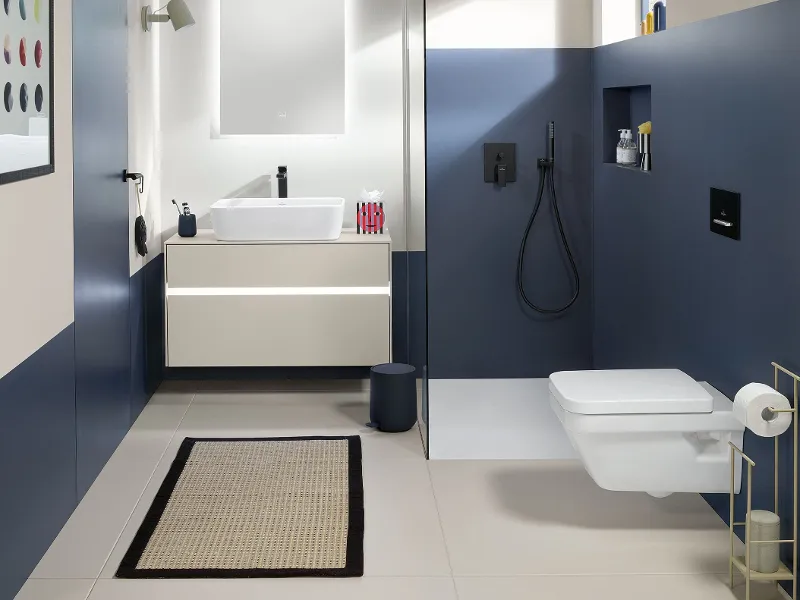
(220, 0, 346, 135)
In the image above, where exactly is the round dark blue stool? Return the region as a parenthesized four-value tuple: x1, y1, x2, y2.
(369, 363, 417, 433)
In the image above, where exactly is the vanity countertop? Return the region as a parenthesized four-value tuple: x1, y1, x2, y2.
(165, 229, 392, 246)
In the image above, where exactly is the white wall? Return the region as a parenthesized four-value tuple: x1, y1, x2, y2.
(602, 0, 638, 45)
(593, 0, 604, 46)
(426, 0, 594, 49)
(669, 0, 778, 28)
(407, 0, 426, 252)
(128, 0, 162, 275)
(159, 0, 407, 249)
(0, 0, 73, 378)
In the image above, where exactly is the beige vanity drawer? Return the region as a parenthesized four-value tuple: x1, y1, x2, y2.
(166, 243, 390, 288)
(167, 294, 391, 367)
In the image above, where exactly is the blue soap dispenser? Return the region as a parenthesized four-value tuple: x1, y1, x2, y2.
(654, 1, 667, 31)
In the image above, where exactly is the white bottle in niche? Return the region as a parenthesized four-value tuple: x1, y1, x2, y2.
(616, 129, 638, 165)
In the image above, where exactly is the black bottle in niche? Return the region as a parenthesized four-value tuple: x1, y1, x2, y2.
(277, 166, 288, 199)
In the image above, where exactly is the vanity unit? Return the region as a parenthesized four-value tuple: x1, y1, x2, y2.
(164, 230, 392, 367)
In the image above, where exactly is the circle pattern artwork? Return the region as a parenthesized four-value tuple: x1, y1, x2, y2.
(4, 82, 13, 112)
(2, 2, 47, 117)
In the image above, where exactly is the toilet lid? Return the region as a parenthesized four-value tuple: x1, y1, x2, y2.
(549, 369, 713, 415)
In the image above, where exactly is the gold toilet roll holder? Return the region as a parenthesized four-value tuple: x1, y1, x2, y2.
(729, 362, 799, 600)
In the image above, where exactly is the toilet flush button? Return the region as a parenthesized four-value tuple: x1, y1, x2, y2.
(710, 188, 741, 241)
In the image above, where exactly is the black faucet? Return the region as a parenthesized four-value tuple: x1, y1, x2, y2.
(277, 166, 288, 199)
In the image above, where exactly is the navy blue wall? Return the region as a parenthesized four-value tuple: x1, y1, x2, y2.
(593, 0, 800, 575)
(72, 0, 133, 499)
(426, 49, 593, 379)
(0, 257, 165, 599)
(0, 327, 77, 600)
(130, 255, 165, 420)
(392, 251, 427, 371)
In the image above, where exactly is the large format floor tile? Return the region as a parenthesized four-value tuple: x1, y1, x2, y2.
(14, 579, 94, 600)
(100, 390, 448, 578)
(31, 391, 194, 579)
(88, 577, 458, 600)
(21, 380, 752, 600)
(454, 574, 787, 600)
(183, 379, 371, 393)
(430, 460, 733, 576)
(179, 390, 425, 464)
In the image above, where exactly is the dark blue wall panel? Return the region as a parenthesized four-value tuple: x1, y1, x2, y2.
(426, 49, 593, 379)
(0, 326, 77, 600)
(392, 251, 409, 365)
(408, 251, 427, 372)
(73, 0, 132, 498)
(392, 250, 427, 371)
(130, 255, 165, 422)
(593, 0, 800, 575)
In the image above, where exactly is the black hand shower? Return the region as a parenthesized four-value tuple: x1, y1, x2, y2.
(547, 121, 555, 164)
(517, 121, 580, 315)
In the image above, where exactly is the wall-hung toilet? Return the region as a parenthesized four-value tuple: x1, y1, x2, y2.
(549, 369, 744, 497)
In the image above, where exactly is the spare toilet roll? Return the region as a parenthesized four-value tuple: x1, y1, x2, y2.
(734, 383, 792, 438)
(750, 510, 781, 573)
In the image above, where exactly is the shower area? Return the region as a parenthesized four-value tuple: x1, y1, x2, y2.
(408, 0, 594, 459)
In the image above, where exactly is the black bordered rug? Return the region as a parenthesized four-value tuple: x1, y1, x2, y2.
(116, 436, 364, 578)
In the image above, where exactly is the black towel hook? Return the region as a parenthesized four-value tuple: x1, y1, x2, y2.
(123, 169, 145, 195)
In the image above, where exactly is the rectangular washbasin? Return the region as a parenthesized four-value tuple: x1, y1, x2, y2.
(210, 197, 345, 241)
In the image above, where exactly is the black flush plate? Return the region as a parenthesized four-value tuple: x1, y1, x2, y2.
(484, 143, 517, 186)
(710, 188, 741, 240)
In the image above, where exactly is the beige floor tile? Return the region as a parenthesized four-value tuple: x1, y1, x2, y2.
(101, 426, 442, 577)
(430, 460, 732, 576)
(185, 389, 373, 427)
(32, 391, 193, 579)
(455, 574, 788, 600)
(189, 379, 370, 393)
(14, 579, 94, 600)
(360, 460, 451, 576)
(178, 390, 425, 463)
(89, 577, 457, 600)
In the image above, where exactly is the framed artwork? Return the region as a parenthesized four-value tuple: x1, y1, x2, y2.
(0, 0, 54, 185)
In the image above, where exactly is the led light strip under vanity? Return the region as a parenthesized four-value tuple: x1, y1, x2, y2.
(166, 286, 391, 297)
(163, 230, 393, 369)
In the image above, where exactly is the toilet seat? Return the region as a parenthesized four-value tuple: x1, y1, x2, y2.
(549, 369, 713, 415)
(551, 382, 742, 433)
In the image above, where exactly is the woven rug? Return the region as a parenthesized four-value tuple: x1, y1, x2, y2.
(116, 436, 364, 578)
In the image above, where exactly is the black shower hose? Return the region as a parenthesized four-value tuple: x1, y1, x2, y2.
(517, 162, 580, 315)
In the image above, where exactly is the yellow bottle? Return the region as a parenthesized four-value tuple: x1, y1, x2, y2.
(646, 11, 655, 34)
(641, 20, 646, 36)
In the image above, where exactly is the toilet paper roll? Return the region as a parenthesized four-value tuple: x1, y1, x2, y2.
(734, 383, 792, 438)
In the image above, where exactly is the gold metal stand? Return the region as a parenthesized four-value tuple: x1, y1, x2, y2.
(729, 362, 799, 600)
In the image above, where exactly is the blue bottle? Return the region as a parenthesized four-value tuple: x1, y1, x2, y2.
(654, 1, 667, 31)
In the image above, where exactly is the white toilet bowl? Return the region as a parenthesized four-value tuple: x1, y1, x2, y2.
(549, 369, 744, 495)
